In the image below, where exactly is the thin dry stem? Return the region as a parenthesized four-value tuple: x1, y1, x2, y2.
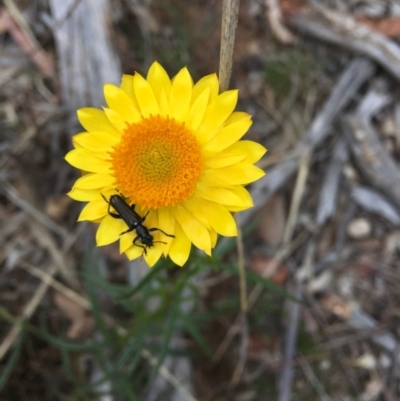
(0, 265, 57, 360)
(230, 313, 248, 385)
(283, 150, 312, 244)
(2, 0, 54, 78)
(20, 261, 89, 309)
(265, 0, 296, 44)
(219, 0, 240, 92)
(236, 214, 247, 313)
(1, 181, 68, 239)
(213, 230, 309, 362)
(230, 215, 248, 385)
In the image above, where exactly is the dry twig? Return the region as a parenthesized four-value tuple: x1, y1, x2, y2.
(283, 150, 311, 244)
(2, 0, 54, 78)
(316, 139, 348, 226)
(278, 282, 303, 401)
(49, 0, 121, 124)
(219, 0, 240, 92)
(265, 0, 296, 44)
(213, 230, 308, 363)
(293, 3, 400, 82)
(0, 265, 57, 360)
(244, 58, 375, 226)
(344, 87, 400, 209)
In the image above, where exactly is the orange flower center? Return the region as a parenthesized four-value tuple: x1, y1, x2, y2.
(110, 115, 203, 209)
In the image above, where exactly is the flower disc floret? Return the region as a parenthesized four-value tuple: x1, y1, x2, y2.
(110, 115, 203, 209)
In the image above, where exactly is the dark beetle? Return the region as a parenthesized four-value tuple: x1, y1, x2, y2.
(101, 194, 175, 255)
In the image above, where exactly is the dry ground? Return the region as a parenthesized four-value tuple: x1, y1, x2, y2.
(2, 0, 400, 400)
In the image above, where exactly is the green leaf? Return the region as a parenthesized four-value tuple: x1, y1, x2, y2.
(219, 262, 300, 303)
(147, 268, 192, 385)
(182, 318, 212, 358)
(115, 261, 166, 300)
(0, 329, 25, 391)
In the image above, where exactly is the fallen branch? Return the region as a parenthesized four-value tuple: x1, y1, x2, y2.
(343, 87, 400, 209)
(293, 4, 400, 82)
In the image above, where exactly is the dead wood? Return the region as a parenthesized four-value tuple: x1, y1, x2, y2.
(316, 139, 348, 226)
(348, 308, 398, 354)
(49, 0, 121, 130)
(243, 58, 375, 226)
(350, 186, 400, 225)
(0, 3, 54, 79)
(278, 282, 303, 401)
(293, 4, 400, 82)
(265, 0, 296, 44)
(343, 87, 400, 210)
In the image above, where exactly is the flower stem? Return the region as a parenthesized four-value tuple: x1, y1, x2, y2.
(235, 214, 247, 313)
(219, 0, 240, 92)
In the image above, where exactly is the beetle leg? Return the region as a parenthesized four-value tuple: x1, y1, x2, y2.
(148, 228, 175, 238)
(101, 193, 121, 219)
(141, 211, 150, 222)
(119, 225, 136, 236)
(133, 235, 148, 255)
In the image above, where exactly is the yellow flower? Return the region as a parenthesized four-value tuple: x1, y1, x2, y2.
(65, 62, 266, 267)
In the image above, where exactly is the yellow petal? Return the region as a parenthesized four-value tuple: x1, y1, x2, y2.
(143, 209, 161, 242)
(185, 197, 237, 236)
(187, 88, 209, 131)
(65, 149, 111, 174)
(120, 75, 140, 109)
(144, 245, 163, 267)
(169, 67, 193, 121)
(120, 230, 136, 253)
(204, 153, 246, 169)
(169, 223, 191, 266)
(74, 173, 115, 189)
(199, 200, 237, 237)
(209, 228, 218, 248)
(68, 187, 100, 201)
(200, 169, 231, 186)
(209, 163, 265, 185)
(225, 204, 249, 212)
(224, 140, 268, 164)
(196, 90, 239, 144)
(202, 119, 252, 154)
(133, 73, 160, 117)
(157, 208, 175, 254)
(196, 183, 251, 207)
(103, 107, 129, 132)
(96, 214, 127, 246)
(72, 132, 120, 155)
(158, 89, 170, 116)
(104, 84, 141, 124)
(171, 205, 211, 255)
(224, 111, 251, 125)
(78, 199, 108, 221)
(147, 61, 172, 101)
(183, 197, 211, 229)
(77, 108, 119, 135)
(125, 243, 143, 260)
(226, 186, 253, 208)
(192, 73, 219, 104)
(71, 133, 85, 149)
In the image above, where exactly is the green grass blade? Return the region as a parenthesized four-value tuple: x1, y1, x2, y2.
(0, 328, 25, 391)
(147, 268, 192, 385)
